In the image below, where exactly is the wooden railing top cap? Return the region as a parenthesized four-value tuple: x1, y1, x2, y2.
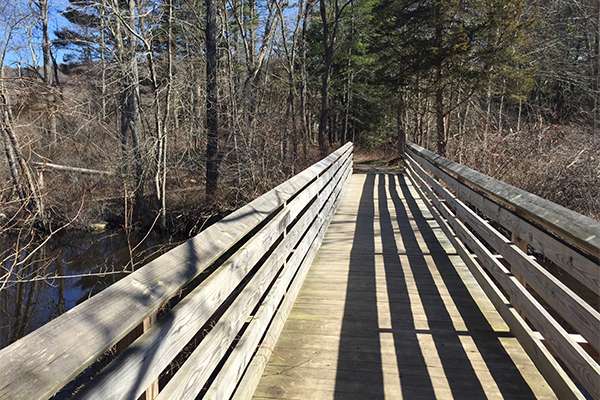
(406, 141, 600, 259)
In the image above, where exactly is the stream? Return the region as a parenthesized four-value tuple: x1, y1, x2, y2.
(0, 228, 182, 349)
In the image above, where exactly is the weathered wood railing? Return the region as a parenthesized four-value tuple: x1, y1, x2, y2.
(404, 141, 600, 400)
(0, 143, 353, 400)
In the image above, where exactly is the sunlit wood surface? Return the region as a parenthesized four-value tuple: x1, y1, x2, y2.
(252, 173, 558, 400)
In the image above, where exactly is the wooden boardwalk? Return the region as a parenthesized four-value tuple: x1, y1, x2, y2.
(252, 173, 558, 400)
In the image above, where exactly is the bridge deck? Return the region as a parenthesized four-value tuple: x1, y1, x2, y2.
(252, 173, 558, 400)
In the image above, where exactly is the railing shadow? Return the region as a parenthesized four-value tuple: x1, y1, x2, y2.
(333, 173, 384, 399)
(333, 173, 538, 399)
(393, 174, 536, 398)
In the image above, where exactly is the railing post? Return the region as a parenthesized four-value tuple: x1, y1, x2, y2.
(116, 313, 159, 400)
(510, 232, 529, 317)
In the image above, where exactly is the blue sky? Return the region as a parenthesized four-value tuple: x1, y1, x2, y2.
(1, 0, 70, 67)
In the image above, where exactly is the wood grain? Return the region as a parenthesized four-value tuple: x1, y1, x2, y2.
(406, 158, 599, 399)
(405, 165, 584, 400)
(406, 141, 600, 261)
(230, 168, 351, 400)
(406, 154, 600, 356)
(157, 151, 351, 400)
(406, 145, 600, 295)
(0, 143, 353, 400)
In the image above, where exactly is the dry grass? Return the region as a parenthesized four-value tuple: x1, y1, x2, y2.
(450, 125, 600, 221)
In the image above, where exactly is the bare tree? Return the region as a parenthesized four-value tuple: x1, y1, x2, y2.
(108, 0, 145, 221)
(0, 12, 44, 220)
(34, 0, 57, 149)
(275, 0, 304, 165)
(318, 0, 350, 155)
(205, 0, 220, 202)
(299, 0, 314, 157)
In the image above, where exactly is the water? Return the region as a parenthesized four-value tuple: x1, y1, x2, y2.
(0, 228, 180, 348)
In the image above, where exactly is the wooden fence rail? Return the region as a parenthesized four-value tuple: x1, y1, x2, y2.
(0, 143, 353, 400)
(404, 141, 600, 400)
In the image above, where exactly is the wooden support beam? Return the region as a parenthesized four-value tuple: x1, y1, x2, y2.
(511, 232, 529, 317)
(533, 332, 600, 362)
(116, 314, 158, 400)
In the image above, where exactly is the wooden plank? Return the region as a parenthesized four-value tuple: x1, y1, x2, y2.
(405, 166, 584, 400)
(72, 148, 353, 400)
(71, 209, 293, 400)
(252, 172, 558, 400)
(0, 144, 353, 400)
(231, 169, 351, 400)
(406, 155, 600, 354)
(158, 149, 351, 400)
(405, 162, 599, 399)
(407, 146, 600, 295)
(153, 215, 303, 400)
(115, 313, 159, 400)
(406, 142, 600, 261)
(202, 213, 325, 400)
(511, 233, 530, 296)
(204, 165, 351, 400)
(532, 332, 600, 362)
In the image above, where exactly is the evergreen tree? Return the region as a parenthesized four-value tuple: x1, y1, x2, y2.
(371, 0, 535, 156)
(54, 0, 104, 64)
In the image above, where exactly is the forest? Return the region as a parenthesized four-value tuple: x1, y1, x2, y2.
(0, 0, 599, 344)
(1, 0, 599, 227)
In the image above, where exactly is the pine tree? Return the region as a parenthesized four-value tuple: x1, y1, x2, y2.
(371, 0, 535, 156)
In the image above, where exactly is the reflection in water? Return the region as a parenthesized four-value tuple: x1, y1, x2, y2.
(0, 229, 179, 348)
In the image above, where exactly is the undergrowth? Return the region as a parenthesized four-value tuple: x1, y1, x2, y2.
(449, 125, 600, 221)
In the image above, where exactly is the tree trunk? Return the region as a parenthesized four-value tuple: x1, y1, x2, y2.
(397, 93, 405, 155)
(241, 0, 280, 122)
(300, 0, 312, 158)
(485, 82, 492, 134)
(341, 4, 355, 146)
(100, 0, 107, 120)
(40, 0, 52, 87)
(276, 0, 301, 167)
(39, 0, 57, 149)
(341, 66, 353, 146)
(147, 0, 172, 231)
(517, 99, 522, 132)
(434, 5, 446, 157)
(318, 67, 331, 156)
(593, 1, 599, 131)
(318, 0, 332, 156)
(435, 84, 446, 156)
(1, 83, 44, 217)
(118, 0, 144, 222)
(499, 93, 504, 134)
(205, 0, 220, 203)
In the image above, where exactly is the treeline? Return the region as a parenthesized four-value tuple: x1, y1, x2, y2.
(0, 0, 598, 231)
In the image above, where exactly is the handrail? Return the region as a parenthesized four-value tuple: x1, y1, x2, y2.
(406, 142, 600, 259)
(0, 143, 353, 400)
(404, 141, 599, 400)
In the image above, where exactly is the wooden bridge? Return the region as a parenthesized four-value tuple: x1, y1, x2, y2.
(0, 142, 598, 400)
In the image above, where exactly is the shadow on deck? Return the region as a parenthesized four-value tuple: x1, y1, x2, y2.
(253, 173, 556, 400)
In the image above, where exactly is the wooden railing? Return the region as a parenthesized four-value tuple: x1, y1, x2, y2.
(404, 141, 600, 400)
(0, 143, 353, 400)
